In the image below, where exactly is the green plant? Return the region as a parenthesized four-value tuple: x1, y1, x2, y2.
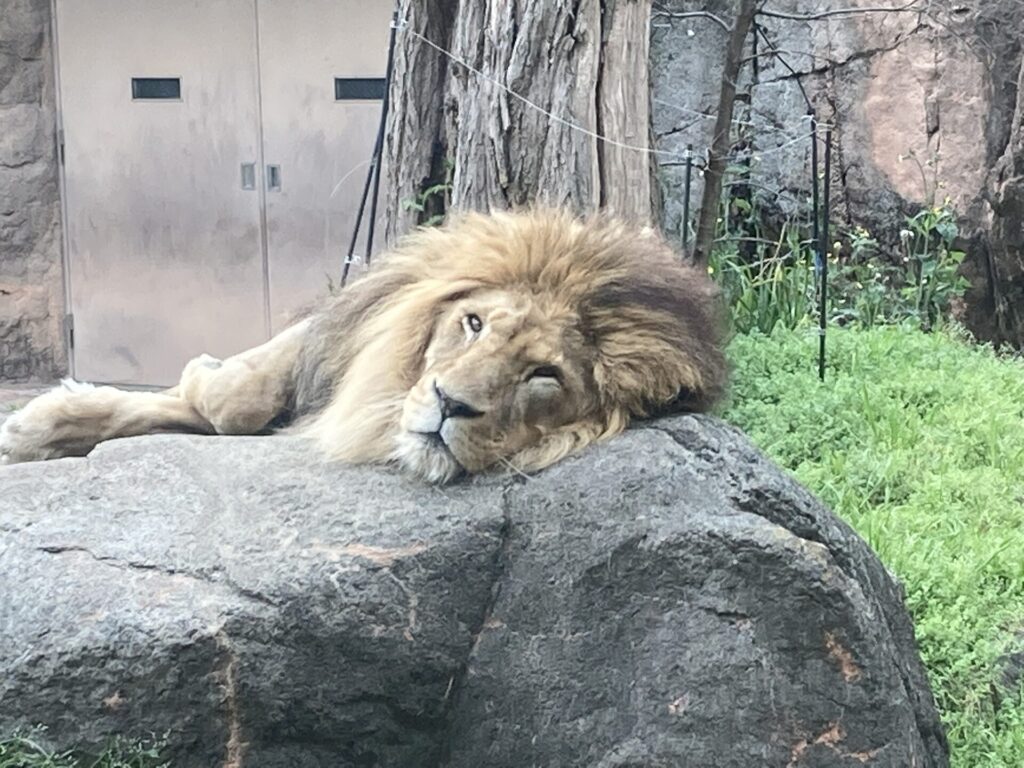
(0, 731, 167, 768)
(400, 158, 453, 227)
(710, 196, 970, 335)
(828, 225, 899, 329)
(725, 326, 1024, 768)
(709, 222, 815, 335)
(899, 203, 970, 331)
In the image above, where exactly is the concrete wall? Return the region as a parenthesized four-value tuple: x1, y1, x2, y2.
(0, 0, 66, 382)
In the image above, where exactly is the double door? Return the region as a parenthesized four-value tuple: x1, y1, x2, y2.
(54, 0, 390, 385)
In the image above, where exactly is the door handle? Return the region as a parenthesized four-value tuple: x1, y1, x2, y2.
(267, 164, 281, 192)
(241, 163, 256, 190)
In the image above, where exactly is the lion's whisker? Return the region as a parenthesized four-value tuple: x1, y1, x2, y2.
(499, 456, 535, 482)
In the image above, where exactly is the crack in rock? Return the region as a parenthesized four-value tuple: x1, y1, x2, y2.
(35, 544, 279, 607)
(758, 23, 932, 85)
(215, 631, 246, 768)
(436, 479, 516, 763)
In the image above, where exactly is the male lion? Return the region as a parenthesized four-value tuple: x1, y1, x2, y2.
(0, 209, 726, 482)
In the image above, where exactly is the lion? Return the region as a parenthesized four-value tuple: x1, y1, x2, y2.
(0, 209, 727, 483)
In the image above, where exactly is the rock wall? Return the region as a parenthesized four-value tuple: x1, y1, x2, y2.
(652, 0, 1024, 346)
(0, 0, 66, 382)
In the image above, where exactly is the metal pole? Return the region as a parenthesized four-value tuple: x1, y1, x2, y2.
(810, 113, 820, 273)
(682, 144, 693, 254)
(819, 125, 832, 382)
(364, 6, 400, 267)
(343, 2, 400, 287)
(809, 113, 821, 377)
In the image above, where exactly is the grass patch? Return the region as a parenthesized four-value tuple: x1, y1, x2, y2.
(724, 325, 1024, 767)
(0, 732, 166, 768)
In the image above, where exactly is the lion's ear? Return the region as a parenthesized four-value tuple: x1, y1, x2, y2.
(586, 246, 728, 421)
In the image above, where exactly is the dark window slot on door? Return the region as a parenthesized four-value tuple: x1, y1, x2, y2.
(132, 77, 181, 100)
(334, 78, 385, 101)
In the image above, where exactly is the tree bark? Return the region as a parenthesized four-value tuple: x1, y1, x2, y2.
(691, 0, 757, 267)
(598, 0, 656, 220)
(384, 0, 654, 243)
(383, 0, 458, 243)
(983, 57, 1024, 347)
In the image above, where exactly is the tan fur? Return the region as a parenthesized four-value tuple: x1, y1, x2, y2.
(0, 209, 726, 482)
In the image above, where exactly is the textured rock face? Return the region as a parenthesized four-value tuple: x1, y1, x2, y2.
(652, 1, 1024, 347)
(0, 0, 66, 382)
(0, 416, 948, 767)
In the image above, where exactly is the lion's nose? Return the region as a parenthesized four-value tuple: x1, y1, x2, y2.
(434, 382, 484, 420)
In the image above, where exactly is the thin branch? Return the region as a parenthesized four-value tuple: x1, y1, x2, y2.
(758, 2, 924, 22)
(754, 24, 812, 112)
(651, 8, 730, 32)
(742, 47, 822, 65)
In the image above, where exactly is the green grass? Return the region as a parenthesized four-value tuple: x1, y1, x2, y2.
(724, 325, 1024, 767)
(0, 733, 166, 768)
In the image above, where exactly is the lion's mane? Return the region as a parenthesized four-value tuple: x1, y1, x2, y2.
(291, 208, 727, 471)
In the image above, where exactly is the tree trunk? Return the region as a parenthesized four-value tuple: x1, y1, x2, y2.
(384, 0, 654, 244)
(981, 58, 1024, 347)
(691, 0, 757, 267)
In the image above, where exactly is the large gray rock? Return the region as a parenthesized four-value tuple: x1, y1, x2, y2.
(0, 416, 948, 767)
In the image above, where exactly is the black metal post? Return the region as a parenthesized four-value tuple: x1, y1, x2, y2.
(682, 144, 693, 254)
(819, 125, 832, 382)
(343, 3, 400, 287)
(810, 113, 820, 271)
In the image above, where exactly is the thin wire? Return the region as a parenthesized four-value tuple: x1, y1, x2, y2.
(329, 159, 372, 200)
(654, 96, 818, 153)
(743, 127, 822, 159)
(653, 97, 760, 127)
(404, 25, 686, 161)
(401, 20, 834, 192)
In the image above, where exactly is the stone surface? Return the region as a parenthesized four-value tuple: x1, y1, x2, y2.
(0, 416, 948, 767)
(651, 1, 1024, 347)
(0, 0, 66, 383)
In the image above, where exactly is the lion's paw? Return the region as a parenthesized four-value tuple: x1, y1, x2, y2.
(1, 406, 52, 464)
(0, 381, 96, 464)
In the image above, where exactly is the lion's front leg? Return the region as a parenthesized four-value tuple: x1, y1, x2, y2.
(0, 380, 212, 464)
(178, 319, 310, 435)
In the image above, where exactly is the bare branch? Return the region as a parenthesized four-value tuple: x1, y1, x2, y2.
(758, 2, 924, 22)
(651, 7, 730, 32)
(754, 24, 813, 112)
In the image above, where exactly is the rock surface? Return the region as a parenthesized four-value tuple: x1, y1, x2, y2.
(0, 416, 947, 767)
(0, 0, 67, 381)
(652, 0, 1024, 347)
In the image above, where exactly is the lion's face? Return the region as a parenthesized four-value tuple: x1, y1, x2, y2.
(394, 289, 600, 482)
(303, 209, 726, 484)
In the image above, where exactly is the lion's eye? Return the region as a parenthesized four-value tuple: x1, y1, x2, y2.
(528, 365, 561, 382)
(463, 313, 483, 334)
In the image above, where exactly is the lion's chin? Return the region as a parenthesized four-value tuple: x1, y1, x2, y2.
(392, 432, 466, 484)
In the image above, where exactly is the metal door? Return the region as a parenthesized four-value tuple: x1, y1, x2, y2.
(54, 0, 269, 386)
(256, 0, 391, 333)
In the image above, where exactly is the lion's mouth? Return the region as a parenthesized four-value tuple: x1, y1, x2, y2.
(394, 429, 466, 483)
(415, 430, 462, 462)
